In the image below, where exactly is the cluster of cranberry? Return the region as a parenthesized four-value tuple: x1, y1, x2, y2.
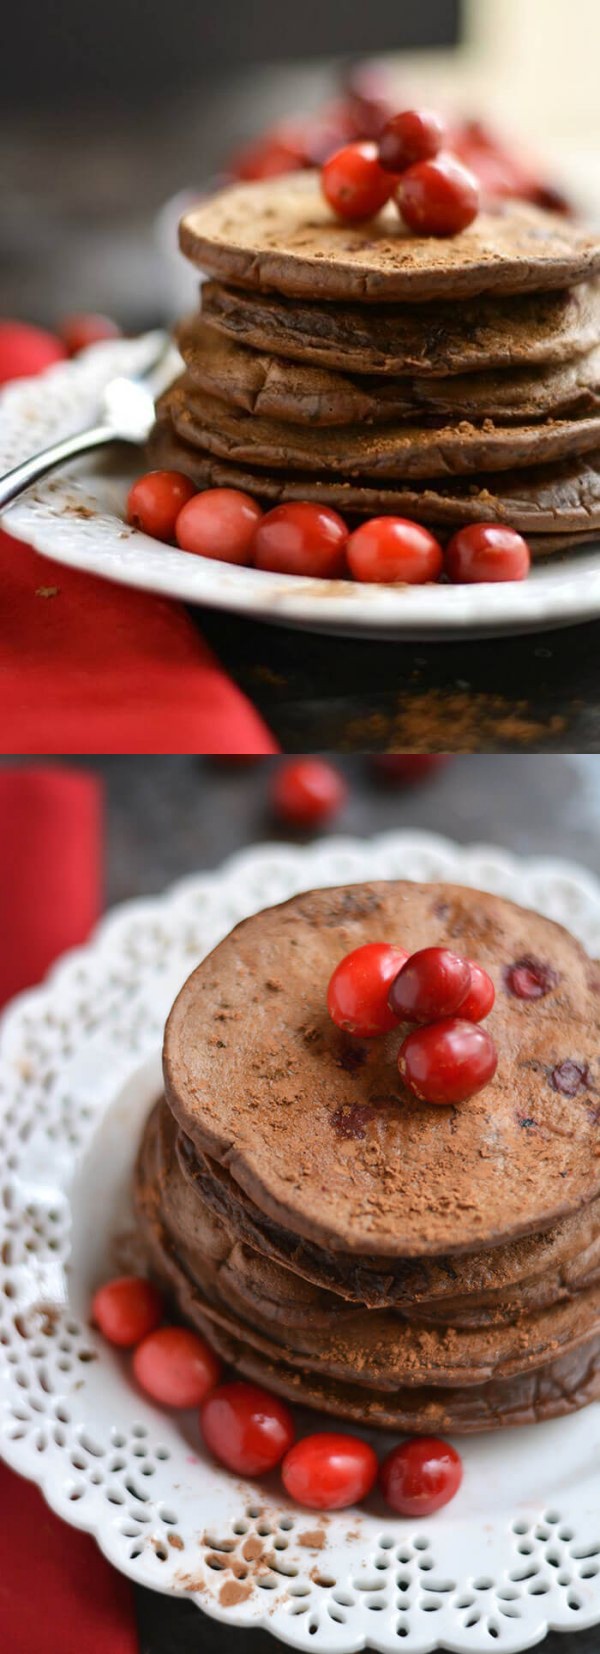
(328, 944, 498, 1105)
(127, 473, 531, 585)
(321, 108, 480, 237)
(230, 61, 567, 212)
(92, 1273, 462, 1514)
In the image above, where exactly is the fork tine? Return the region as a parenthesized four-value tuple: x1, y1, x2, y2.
(133, 330, 173, 381)
(134, 332, 182, 401)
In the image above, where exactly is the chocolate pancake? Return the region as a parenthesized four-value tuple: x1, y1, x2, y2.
(135, 1159, 600, 1433)
(140, 1224, 600, 1390)
(180, 175, 600, 304)
(149, 420, 600, 551)
(181, 317, 600, 428)
(178, 318, 418, 426)
(142, 1100, 600, 1332)
(164, 376, 600, 481)
(174, 1117, 600, 1319)
(201, 278, 600, 378)
(163, 881, 600, 1260)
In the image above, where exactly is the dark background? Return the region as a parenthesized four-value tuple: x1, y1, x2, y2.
(5, 1, 460, 106)
(28, 752, 600, 910)
(3, 1, 462, 326)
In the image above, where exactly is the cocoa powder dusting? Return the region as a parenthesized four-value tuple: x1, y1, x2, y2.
(219, 1580, 254, 1607)
(298, 1529, 327, 1549)
(206, 1551, 248, 1579)
(242, 1536, 264, 1561)
(176, 1571, 205, 1592)
(347, 692, 567, 752)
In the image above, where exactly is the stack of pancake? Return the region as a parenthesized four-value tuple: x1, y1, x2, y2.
(135, 880, 600, 1435)
(151, 173, 600, 559)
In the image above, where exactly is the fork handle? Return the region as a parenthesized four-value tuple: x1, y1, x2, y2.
(0, 423, 114, 511)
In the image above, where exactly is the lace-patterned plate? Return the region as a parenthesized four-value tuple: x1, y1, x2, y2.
(1, 831, 600, 1654)
(1, 340, 600, 640)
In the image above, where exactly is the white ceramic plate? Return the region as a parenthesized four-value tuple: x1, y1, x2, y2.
(1, 339, 600, 641)
(2, 830, 600, 1654)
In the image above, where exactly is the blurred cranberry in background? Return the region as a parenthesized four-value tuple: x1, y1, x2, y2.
(229, 123, 312, 181)
(451, 119, 570, 213)
(300, 104, 364, 166)
(0, 321, 66, 386)
(372, 756, 451, 784)
(228, 59, 398, 182)
(338, 57, 399, 140)
(227, 62, 570, 215)
(0, 315, 123, 388)
(60, 313, 122, 355)
(272, 758, 348, 827)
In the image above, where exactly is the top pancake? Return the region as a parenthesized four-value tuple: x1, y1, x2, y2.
(180, 174, 600, 305)
(163, 881, 600, 1260)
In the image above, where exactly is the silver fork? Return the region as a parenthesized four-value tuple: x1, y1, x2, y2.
(0, 330, 179, 511)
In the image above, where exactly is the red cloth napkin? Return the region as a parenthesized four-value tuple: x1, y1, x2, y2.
(0, 764, 103, 1001)
(0, 316, 276, 753)
(0, 529, 278, 754)
(0, 1487, 138, 1654)
(0, 764, 137, 1653)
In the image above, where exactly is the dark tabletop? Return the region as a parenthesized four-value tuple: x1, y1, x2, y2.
(195, 610, 600, 754)
(3, 83, 600, 756)
(134, 1590, 600, 1654)
(6, 751, 600, 1650)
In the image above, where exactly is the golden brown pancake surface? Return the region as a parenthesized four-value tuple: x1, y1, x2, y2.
(181, 176, 600, 304)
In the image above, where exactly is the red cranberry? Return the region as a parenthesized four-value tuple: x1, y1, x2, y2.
(201, 1381, 294, 1474)
(504, 957, 559, 1001)
(271, 759, 348, 827)
(60, 313, 121, 354)
(281, 1432, 378, 1510)
(398, 1018, 498, 1105)
(253, 502, 348, 579)
(388, 947, 471, 1025)
(460, 961, 496, 1023)
(445, 524, 531, 584)
(379, 109, 446, 174)
(346, 517, 443, 585)
(328, 943, 409, 1038)
(380, 1436, 463, 1516)
(127, 470, 196, 542)
(551, 1062, 591, 1097)
(321, 141, 394, 222)
(91, 1276, 163, 1347)
(396, 154, 480, 237)
(133, 1326, 221, 1407)
(176, 487, 262, 564)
